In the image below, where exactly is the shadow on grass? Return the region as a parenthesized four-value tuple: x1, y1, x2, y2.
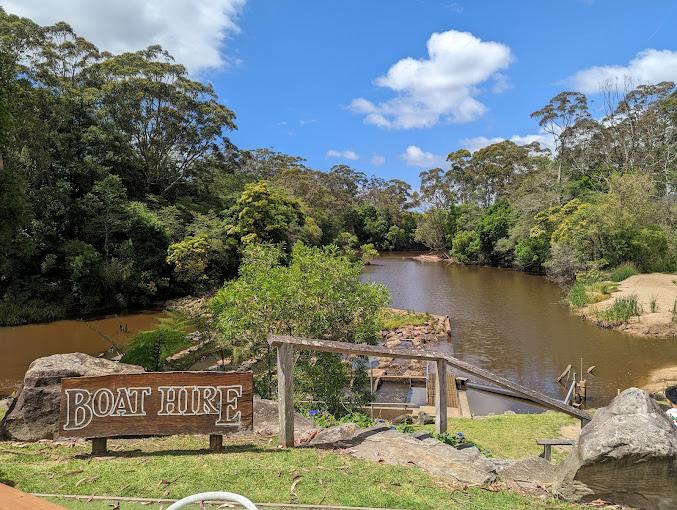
(73, 442, 275, 459)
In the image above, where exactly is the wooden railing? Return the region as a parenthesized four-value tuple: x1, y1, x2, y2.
(268, 335, 592, 447)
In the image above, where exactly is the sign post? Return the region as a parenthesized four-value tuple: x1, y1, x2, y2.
(59, 372, 253, 454)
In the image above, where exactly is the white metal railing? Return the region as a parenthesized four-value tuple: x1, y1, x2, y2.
(166, 492, 258, 510)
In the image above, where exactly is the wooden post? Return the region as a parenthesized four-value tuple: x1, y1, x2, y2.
(91, 437, 107, 455)
(277, 343, 294, 447)
(209, 434, 223, 452)
(435, 359, 447, 434)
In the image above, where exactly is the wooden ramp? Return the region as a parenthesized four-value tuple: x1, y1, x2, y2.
(0, 483, 67, 509)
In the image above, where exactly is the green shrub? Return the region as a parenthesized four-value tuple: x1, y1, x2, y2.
(609, 262, 638, 282)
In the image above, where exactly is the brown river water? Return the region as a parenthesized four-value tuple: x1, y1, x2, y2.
(2, 254, 677, 407)
(0, 310, 165, 396)
(362, 252, 677, 407)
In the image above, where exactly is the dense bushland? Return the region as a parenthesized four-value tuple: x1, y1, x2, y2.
(2, 9, 677, 327)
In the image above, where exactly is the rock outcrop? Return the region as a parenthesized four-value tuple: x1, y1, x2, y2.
(252, 399, 321, 440)
(0, 353, 144, 441)
(310, 423, 496, 485)
(553, 387, 677, 510)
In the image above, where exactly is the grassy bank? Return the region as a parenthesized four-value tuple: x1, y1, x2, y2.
(380, 309, 434, 330)
(0, 413, 592, 510)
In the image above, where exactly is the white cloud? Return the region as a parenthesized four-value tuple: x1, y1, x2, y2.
(459, 130, 555, 154)
(567, 49, 677, 94)
(2, 0, 246, 74)
(350, 30, 513, 129)
(399, 146, 447, 168)
(298, 119, 318, 125)
(326, 150, 360, 160)
(370, 154, 386, 166)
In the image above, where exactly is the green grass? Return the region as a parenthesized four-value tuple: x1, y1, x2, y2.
(596, 294, 641, 326)
(566, 280, 619, 308)
(381, 309, 433, 331)
(0, 415, 589, 510)
(421, 413, 577, 461)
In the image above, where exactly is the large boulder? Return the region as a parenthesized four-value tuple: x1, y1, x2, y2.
(0, 353, 144, 441)
(553, 387, 677, 510)
(252, 399, 321, 440)
(311, 424, 496, 485)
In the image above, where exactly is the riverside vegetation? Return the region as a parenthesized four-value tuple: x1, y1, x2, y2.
(2, 9, 677, 327)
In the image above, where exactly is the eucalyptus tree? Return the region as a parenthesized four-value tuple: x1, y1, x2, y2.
(92, 46, 238, 199)
(531, 92, 590, 191)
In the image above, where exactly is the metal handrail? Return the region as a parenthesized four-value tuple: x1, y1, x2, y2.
(563, 379, 577, 405)
(166, 491, 258, 510)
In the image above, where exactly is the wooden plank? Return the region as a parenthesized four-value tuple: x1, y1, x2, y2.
(556, 364, 572, 383)
(435, 359, 447, 434)
(446, 373, 458, 409)
(0, 483, 68, 509)
(377, 375, 427, 383)
(59, 372, 253, 438)
(209, 434, 223, 452)
(277, 343, 294, 447)
(269, 335, 449, 361)
(91, 438, 107, 455)
(536, 439, 575, 446)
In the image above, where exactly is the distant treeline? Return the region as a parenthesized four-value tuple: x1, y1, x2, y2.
(1, 9, 677, 325)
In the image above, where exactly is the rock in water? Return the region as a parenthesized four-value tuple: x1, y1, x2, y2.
(0, 353, 144, 441)
(553, 387, 677, 510)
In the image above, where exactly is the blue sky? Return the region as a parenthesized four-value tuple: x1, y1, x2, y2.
(4, 0, 677, 186)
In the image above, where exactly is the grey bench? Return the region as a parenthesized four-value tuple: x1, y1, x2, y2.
(536, 439, 575, 461)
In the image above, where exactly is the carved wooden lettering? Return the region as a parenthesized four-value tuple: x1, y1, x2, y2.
(59, 372, 253, 438)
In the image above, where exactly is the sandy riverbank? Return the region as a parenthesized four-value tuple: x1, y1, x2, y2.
(580, 273, 677, 338)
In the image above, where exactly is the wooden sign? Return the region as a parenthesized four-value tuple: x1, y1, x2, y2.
(59, 371, 253, 439)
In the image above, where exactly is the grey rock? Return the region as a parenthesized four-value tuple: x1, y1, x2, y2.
(312, 424, 495, 485)
(0, 353, 144, 441)
(503, 410, 516, 415)
(310, 424, 389, 448)
(390, 414, 412, 425)
(490, 458, 517, 471)
(499, 456, 556, 490)
(553, 387, 677, 510)
(415, 411, 435, 425)
(252, 399, 322, 441)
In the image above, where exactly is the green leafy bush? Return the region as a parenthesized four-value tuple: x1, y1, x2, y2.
(609, 263, 638, 282)
(210, 242, 390, 411)
(436, 432, 490, 456)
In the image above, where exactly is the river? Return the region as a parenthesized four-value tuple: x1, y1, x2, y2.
(0, 310, 165, 396)
(362, 252, 677, 407)
(3, 255, 677, 406)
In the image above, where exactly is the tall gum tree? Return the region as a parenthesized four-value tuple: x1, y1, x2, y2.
(92, 46, 238, 198)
